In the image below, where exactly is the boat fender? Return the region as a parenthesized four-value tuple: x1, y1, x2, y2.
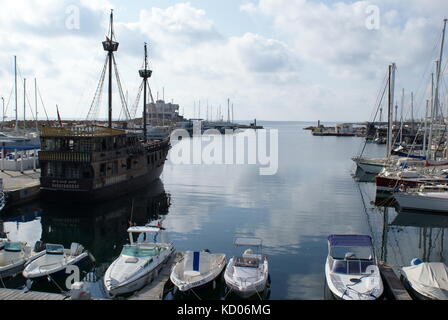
(25, 280, 33, 291)
(411, 258, 422, 266)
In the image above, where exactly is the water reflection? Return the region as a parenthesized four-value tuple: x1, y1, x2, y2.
(0, 179, 171, 294)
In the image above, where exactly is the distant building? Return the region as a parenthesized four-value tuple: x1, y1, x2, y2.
(146, 100, 180, 120)
(336, 124, 354, 134)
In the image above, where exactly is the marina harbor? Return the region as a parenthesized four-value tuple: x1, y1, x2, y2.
(1, 1, 448, 307)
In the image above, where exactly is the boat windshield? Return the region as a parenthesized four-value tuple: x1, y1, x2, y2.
(46, 244, 65, 255)
(331, 259, 376, 275)
(331, 246, 373, 260)
(235, 256, 260, 268)
(121, 245, 160, 258)
(4, 242, 23, 252)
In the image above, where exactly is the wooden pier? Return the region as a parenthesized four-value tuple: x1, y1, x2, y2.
(379, 263, 413, 300)
(1, 170, 41, 207)
(0, 288, 68, 300)
(129, 252, 182, 300)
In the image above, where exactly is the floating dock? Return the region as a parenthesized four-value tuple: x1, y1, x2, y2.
(379, 263, 413, 300)
(0, 288, 68, 300)
(1, 170, 40, 207)
(129, 252, 181, 300)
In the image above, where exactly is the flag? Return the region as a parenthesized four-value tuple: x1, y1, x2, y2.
(56, 105, 62, 127)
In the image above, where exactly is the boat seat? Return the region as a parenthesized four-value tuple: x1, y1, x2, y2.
(125, 257, 138, 263)
(183, 251, 211, 274)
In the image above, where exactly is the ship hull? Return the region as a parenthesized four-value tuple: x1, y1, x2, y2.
(41, 165, 164, 203)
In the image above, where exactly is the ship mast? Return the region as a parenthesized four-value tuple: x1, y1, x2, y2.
(139, 43, 152, 143)
(102, 10, 119, 128)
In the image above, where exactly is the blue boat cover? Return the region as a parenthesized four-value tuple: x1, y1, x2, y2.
(193, 252, 200, 272)
(328, 235, 373, 247)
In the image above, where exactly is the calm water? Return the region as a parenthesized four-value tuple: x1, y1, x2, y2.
(1, 121, 447, 299)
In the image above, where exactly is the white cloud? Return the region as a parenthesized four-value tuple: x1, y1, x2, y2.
(0, 1, 446, 122)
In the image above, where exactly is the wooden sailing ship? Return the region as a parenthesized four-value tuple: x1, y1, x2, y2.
(39, 11, 170, 202)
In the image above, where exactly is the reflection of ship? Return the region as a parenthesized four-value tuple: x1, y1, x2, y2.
(38, 12, 170, 203)
(38, 180, 171, 265)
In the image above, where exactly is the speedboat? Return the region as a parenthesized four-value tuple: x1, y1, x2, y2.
(22, 243, 89, 281)
(103, 225, 175, 298)
(325, 234, 384, 300)
(0, 241, 45, 278)
(224, 237, 269, 298)
(170, 250, 226, 292)
(401, 259, 448, 300)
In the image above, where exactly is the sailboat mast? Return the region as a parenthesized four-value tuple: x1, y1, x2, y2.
(423, 99, 429, 154)
(428, 72, 435, 160)
(400, 88, 404, 144)
(387, 63, 396, 158)
(23, 78, 26, 130)
(434, 19, 447, 124)
(14, 56, 18, 131)
(35, 78, 38, 132)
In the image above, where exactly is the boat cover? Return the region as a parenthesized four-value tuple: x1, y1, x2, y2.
(184, 251, 211, 273)
(328, 235, 373, 247)
(402, 263, 448, 300)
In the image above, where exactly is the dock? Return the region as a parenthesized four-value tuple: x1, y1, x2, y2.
(129, 252, 182, 300)
(1, 169, 40, 207)
(0, 288, 68, 300)
(379, 263, 413, 300)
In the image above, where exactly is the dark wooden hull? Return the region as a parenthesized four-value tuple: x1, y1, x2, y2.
(41, 165, 164, 203)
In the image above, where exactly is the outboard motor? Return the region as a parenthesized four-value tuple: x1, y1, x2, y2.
(70, 243, 84, 256)
(34, 241, 46, 253)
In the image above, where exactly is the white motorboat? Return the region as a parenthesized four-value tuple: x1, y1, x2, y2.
(394, 185, 448, 212)
(401, 259, 448, 300)
(325, 235, 384, 300)
(103, 225, 175, 298)
(170, 250, 226, 292)
(22, 243, 89, 281)
(224, 237, 269, 298)
(0, 241, 45, 278)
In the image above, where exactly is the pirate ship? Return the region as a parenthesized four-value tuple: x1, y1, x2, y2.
(39, 11, 170, 202)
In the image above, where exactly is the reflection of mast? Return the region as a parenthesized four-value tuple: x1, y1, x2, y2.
(380, 207, 388, 262)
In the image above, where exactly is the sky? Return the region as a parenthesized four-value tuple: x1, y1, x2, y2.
(0, 0, 448, 122)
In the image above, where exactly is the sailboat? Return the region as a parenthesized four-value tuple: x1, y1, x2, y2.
(353, 63, 397, 175)
(386, 19, 448, 201)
